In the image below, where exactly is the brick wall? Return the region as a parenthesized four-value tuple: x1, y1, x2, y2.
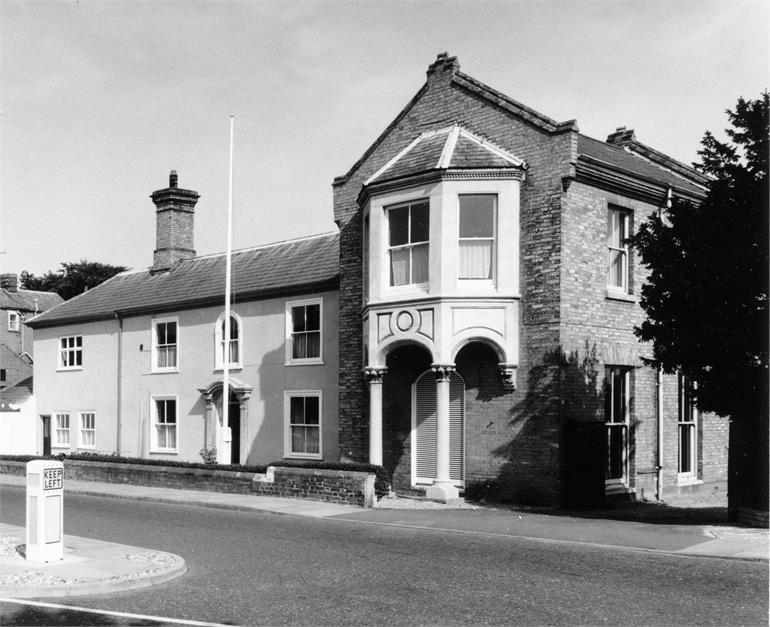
(334, 58, 570, 505)
(0, 460, 375, 507)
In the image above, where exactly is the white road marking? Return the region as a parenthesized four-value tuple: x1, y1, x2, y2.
(0, 598, 235, 626)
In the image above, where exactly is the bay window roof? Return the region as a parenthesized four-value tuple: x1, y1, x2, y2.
(364, 126, 526, 187)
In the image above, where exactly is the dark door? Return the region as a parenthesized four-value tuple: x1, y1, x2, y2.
(41, 415, 51, 456)
(228, 395, 240, 465)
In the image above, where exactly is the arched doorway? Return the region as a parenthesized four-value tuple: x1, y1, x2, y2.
(216, 391, 241, 465)
(412, 370, 465, 486)
(198, 378, 252, 466)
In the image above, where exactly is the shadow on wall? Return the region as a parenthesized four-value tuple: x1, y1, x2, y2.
(465, 342, 613, 509)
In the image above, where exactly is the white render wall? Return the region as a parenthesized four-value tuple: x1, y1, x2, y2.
(33, 290, 339, 465)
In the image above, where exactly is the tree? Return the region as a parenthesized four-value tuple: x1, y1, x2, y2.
(20, 260, 127, 301)
(632, 94, 769, 517)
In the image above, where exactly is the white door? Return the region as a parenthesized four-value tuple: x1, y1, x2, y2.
(412, 370, 465, 486)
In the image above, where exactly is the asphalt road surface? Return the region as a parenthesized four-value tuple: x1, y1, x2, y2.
(1, 487, 767, 626)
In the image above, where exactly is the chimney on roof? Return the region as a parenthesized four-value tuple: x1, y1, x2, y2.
(0, 274, 18, 292)
(426, 52, 460, 86)
(150, 170, 200, 273)
(606, 126, 636, 147)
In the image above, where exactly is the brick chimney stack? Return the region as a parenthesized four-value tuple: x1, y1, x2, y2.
(150, 170, 200, 272)
(0, 274, 18, 292)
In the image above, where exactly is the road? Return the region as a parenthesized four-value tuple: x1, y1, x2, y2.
(1, 486, 767, 626)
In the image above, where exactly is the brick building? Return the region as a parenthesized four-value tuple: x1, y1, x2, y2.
(27, 54, 729, 508)
(333, 53, 727, 505)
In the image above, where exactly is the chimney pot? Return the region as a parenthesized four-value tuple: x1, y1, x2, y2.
(170, 170, 178, 188)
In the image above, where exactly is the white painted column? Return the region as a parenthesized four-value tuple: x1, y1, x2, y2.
(364, 367, 387, 466)
(426, 364, 460, 503)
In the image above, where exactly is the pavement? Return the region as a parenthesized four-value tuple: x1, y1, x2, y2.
(0, 473, 767, 599)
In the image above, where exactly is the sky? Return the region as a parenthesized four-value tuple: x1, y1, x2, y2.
(1, 0, 768, 276)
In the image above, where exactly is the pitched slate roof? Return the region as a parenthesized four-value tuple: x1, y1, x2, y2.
(578, 134, 707, 197)
(365, 126, 525, 186)
(0, 287, 63, 314)
(28, 232, 340, 328)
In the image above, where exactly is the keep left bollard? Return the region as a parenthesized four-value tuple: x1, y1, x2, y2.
(26, 459, 64, 562)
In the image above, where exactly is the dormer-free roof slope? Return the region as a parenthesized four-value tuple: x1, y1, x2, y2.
(28, 232, 339, 328)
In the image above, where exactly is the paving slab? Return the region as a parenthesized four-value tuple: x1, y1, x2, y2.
(0, 523, 186, 598)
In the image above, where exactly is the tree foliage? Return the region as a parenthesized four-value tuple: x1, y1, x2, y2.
(632, 94, 769, 420)
(20, 260, 127, 301)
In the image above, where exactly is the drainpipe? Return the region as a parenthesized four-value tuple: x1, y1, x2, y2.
(656, 367, 663, 501)
(114, 312, 123, 454)
(655, 189, 672, 502)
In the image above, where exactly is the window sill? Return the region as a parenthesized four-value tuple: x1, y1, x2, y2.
(57, 367, 83, 372)
(214, 366, 243, 373)
(605, 290, 637, 303)
(149, 449, 179, 455)
(285, 359, 324, 367)
(677, 476, 703, 487)
(151, 368, 179, 375)
(52, 445, 71, 450)
(283, 453, 323, 461)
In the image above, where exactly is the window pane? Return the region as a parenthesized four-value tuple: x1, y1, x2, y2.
(410, 202, 430, 243)
(679, 424, 693, 473)
(290, 397, 304, 425)
(292, 306, 305, 333)
(306, 331, 320, 358)
(229, 339, 239, 363)
(306, 304, 320, 331)
(291, 426, 305, 452)
(411, 243, 429, 283)
(305, 396, 319, 424)
(167, 400, 176, 423)
(607, 425, 625, 479)
(390, 248, 410, 286)
(306, 427, 320, 454)
(292, 334, 307, 359)
(389, 207, 409, 246)
(608, 250, 625, 288)
(229, 317, 238, 340)
(459, 196, 495, 237)
(459, 240, 492, 279)
(167, 426, 177, 449)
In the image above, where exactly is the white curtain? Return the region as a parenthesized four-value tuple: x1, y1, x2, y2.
(459, 240, 492, 279)
(390, 248, 410, 285)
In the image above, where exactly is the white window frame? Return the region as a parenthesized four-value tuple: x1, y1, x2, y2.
(607, 206, 632, 294)
(152, 317, 179, 373)
(215, 311, 243, 370)
(605, 366, 631, 488)
(58, 335, 83, 371)
(387, 199, 430, 288)
(283, 390, 323, 460)
(677, 374, 700, 484)
(458, 193, 497, 284)
(53, 412, 71, 448)
(285, 298, 323, 365)
(7, 311, 20, 332)
(151, 395, 179, 453)
(78, 411, 96, 449)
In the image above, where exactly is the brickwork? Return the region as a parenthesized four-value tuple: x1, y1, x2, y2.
(0, 460, 375, 507)
(334, 55, 726, 507)
(334, 57, 570, 506)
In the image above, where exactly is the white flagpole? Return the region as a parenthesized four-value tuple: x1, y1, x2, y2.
(222, 114, 234, 465)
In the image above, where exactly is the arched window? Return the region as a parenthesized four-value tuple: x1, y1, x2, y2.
(215, 312, 241, 369)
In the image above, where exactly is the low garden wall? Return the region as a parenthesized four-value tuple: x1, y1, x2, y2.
(0, 459, 377, 507)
